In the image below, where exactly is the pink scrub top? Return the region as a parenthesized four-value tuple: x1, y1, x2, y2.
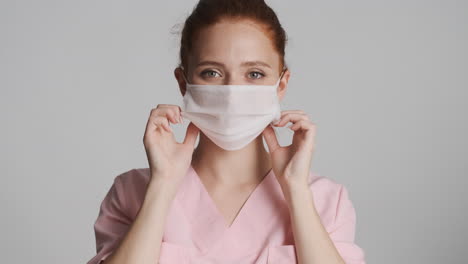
(87, 165, 366, 264)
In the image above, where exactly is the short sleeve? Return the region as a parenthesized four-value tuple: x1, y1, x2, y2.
(328, 184, 367, 264)
(86, 173, 133, 264)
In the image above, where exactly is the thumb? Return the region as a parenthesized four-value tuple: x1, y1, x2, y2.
(183, 122, 200, 148)
(262, 124, 280, 153)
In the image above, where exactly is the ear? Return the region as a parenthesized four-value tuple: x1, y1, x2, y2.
(277, 69, 291, 101)
(174, 67, 187, 97)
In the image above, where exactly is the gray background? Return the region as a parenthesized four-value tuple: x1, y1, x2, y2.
(1, 0, 467, 263)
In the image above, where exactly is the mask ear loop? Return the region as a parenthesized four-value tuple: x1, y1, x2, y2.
(280, 68, 286, 79)
(271, 67, 288, 128)
(180, 66, 190, 84)
(179, 66, 190, 122)
(275, 68, 286, 86)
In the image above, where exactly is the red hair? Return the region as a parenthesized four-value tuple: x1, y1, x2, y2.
(176, 0, 289, 74)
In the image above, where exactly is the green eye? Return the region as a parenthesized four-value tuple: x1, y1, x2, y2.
(249, 71, 265, 79)
(201, 70, 221, 78)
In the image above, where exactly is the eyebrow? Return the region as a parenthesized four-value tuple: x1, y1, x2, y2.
(196, 60, 272, 69)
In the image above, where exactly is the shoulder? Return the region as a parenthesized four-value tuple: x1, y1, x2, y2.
(307, 172, 366, 262)
(307, 171, 356, 230)
(307, 170, 346, 201)
(112, 167, 152, 218)
(115, 167, 151, 189)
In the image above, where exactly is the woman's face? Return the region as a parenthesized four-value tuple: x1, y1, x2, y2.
(176, 18, 289, 98)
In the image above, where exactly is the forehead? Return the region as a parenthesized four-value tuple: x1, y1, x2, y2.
(189, 19, 280, 68)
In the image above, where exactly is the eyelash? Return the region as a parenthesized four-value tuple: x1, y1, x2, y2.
(249, 71, 265, 79)
(201, 70, 265, 79)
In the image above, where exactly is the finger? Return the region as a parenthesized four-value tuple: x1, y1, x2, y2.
(162, 122, 173, 133)
(262, 124, 281, 153)
(274, 112, 309, 127)
(180, 110, 190, 124)
(161, 105, 183, 123)
(177, 105, 184, 123)
(290, 120, 317, 150)
(143, 115, 165, 144)
(151, 115, 172, 133)
(280, 110, 306, 116)
(153, 105, 182, 124)
(144, 110, 162, 133)
(183, 122, 200, 148)
(289, 119, 316, 132)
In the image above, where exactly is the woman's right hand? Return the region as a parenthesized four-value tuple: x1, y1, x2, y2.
(143, 104, 199, 185)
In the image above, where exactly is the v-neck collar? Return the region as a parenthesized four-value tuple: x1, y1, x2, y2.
(175, 164, 275, 254)
(191, 164, 273, 229)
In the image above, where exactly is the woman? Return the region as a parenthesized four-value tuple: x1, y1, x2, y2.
(87, 0, 366, 263)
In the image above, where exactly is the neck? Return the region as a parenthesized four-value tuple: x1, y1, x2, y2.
(191, 132, 272, 186)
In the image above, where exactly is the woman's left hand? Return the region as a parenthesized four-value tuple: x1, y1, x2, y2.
(262, 110, 317, 189)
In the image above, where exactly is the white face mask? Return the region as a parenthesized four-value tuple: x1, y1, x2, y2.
(180, 69, 285, 151)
